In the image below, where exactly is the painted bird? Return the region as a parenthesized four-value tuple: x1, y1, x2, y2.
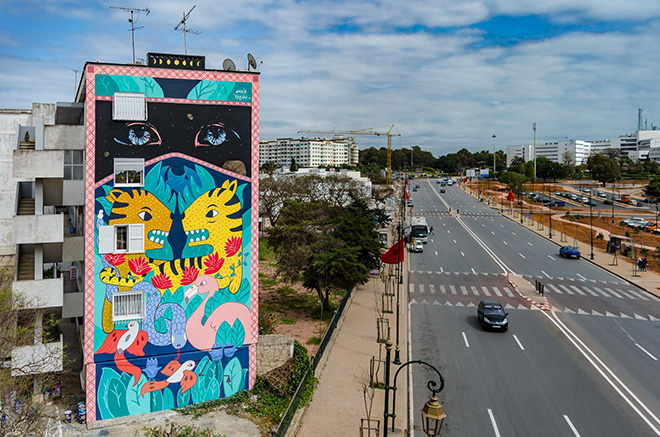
(140, 360, 198, 397)
(96, 321, 148, 386)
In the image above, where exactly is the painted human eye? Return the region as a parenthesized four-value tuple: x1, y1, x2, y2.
(195, 123, 240, 147)
(138, 210, 153, 221)
(114, 122, 162, 146)
(206, 209, 219, 218)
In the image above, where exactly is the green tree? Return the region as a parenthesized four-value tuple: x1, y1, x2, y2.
(644, 176, 660, 200)
(587, 154, 621, 186)
(260, 161, 278, 176)
(290, 158, 298, 172)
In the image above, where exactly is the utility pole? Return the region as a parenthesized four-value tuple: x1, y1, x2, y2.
(109, 6, 151, 63)
(175, 5, 201, 55)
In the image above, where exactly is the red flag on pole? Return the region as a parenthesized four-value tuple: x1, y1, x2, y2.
(380, 238, 405, 264)
(403, 190, 410, 201)
(506, 190, 515, 202)
(463, 177, 468, 183)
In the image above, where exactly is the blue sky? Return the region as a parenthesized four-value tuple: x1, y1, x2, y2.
(2, 0, 660, 157)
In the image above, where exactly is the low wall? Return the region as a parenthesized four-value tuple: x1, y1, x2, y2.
(257, 334, 294, 375)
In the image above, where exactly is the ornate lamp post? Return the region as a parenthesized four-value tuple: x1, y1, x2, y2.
(383, 339, 446, 437)
(492, 134, 497, 174)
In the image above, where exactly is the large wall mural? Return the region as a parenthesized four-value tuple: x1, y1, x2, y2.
(84, 63, 259, 421)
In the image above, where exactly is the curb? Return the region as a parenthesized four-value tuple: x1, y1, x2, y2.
(506, 276, 550, 311)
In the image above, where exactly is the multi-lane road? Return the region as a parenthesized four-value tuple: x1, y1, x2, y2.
(406, 180, 660, 436)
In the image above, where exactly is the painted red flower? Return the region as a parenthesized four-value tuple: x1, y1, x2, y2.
(203, 252, 225, 275)
(180, 266, 200, 286)
(104, 253, 126, 266)
(224, 236, 242, 258)
(151, 273, 173, 290)
(128, 257, 151, 276)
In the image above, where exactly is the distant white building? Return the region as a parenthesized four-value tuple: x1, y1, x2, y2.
(259, 136, 359, 168)
(535, 139, 591, 165)
(506, 145, 533, 166)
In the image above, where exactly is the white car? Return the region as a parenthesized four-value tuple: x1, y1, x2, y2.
(413, 240, 423, 252)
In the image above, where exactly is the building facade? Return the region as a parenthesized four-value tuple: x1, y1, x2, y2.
(505, 144, 533, 166)
(259, 136, 359, 168)
(81, 56, 259, 422)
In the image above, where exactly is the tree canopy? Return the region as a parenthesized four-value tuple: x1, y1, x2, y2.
(587, 154, 621, 186)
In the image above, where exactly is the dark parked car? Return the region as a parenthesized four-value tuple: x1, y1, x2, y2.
(477, 300, 508, 331)
(559, 245, 580, 259)
(440, 188, 446, 193)
(603, 199, 613, 205)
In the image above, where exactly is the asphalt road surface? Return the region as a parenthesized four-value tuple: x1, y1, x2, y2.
(405, 180, 660, 436)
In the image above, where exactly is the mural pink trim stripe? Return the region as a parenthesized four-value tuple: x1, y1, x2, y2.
(95, 95, 253, 107)
(249, 79, 260, 389)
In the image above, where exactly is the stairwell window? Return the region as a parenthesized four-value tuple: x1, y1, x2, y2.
(64, 150, 84, 180)
(112, 290, 144, 322)
(114, 158, 144, 187)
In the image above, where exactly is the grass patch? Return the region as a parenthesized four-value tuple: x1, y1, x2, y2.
(306, 336, 321, 345)
(279, 317, 295, 325)
(260, 277, 280, 288)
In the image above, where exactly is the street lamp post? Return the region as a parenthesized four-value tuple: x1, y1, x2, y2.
(520, 191, 523, 223)
(533, 123, 537, 183)
(548, 183, 552, 239)
(383, 339, 446, 437)
(492, 134, 497, 175)
(590, 190, 594, 260)
(394, 191, 403, 365)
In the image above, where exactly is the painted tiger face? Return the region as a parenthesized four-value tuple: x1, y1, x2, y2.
(106, 188, 174, 260)
(180, 179, 242, 259)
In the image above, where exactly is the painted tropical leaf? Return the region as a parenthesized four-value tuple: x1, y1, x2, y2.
(97, 367, 121, 419)
(205, 379, 220, 402)
(154, 317, 167, 334)
(137, 76, 164, 98)
(188, 80, 221, 100)
(231, 319, 246, 346)
(150, 389, 163, 412)
(186, 294, 203, 319)
(96, 75, 119, 96)
(126, 374, 151, 415)
(215, 321, 231, 346)
(222, 357, 245, 398)
(172, 286, 185, 305)
(177, 387, 191, 408)
(163, 387, 175, 411)
(107, 377, 129, 418)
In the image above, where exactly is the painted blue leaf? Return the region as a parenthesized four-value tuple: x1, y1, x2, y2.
(150, 389, 163, 412)
(177, 387, 191, 408)
(163, 307, 173, 319)
(172, 286, 185, 305)
(96, 75, 119, 96)
(107, 377, 129, 418)
(186, 294, 203, 319)
(240, 368, 248, 391)
(155, 317, 167, 334)
(126, 374, 151, 415)
(163, 388, 175, 410)
(97, 367, 121, 420)
(222, 357, 244, 398)
(215, 321, 231, 346)
(205, 379, 220, 401)
(231, 319, 245, 346)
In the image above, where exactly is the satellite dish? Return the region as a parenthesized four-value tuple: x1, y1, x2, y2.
(223, 58, 236, 71)
(247, 53, 258, 71)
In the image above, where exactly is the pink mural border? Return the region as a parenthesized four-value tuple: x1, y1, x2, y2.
(83, 63, 260, 422)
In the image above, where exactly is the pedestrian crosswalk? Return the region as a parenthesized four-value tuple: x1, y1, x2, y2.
(409, 299, 660, 321)
(409, 282, 516, 298)
(416, 211, 501, 218)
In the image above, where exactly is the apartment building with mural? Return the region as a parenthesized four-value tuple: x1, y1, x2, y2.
(3, 53, 260, 422)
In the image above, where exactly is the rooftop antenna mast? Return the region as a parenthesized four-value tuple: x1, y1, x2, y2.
(175, 5, 200, 55)
(109, 6, 151, 63)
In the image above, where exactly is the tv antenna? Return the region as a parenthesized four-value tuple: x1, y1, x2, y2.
(109, 6, 151, 63)
(175, 5, 200, 55)
(247, 53, 262, 71)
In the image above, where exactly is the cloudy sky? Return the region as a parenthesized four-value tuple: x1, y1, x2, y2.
(2, 0, 660, 157)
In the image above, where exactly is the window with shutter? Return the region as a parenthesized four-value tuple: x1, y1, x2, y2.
(113, 92, 147, 121)
(98, 226, 114, 254)
(128, 224, 144, 253)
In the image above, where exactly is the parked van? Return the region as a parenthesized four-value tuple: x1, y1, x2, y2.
(621, 194, 632, 204)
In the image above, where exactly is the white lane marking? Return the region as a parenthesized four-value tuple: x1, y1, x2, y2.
(559, 284, 574, 294)
(471, 286, 479, 295)
(429, 284, 436, 294)
(513, 335, 525, 351)
(603, 287, 621, 298)
(491, 231, 495, 235)
(512, 232, 517, 236)
(581, 286, 599, 297)
(627, 289, 650, 301)
(492, 286, 502, 297)
(462, 332, 470, 348)
(439, 285, 446, 294)
(443, 223, 446, 226)
(461, 285, 468, 295)
(453, 239, 457, 244)
(488, 409, 501, 437)
(548, 255, 555, 260)
(564, 415, 581, 437)
(593, 286, 610, 297)
(409, 283, 414, 293)
(450, 285, 457, 295)
(546, 283, 562, 294)
(482, 223, 485, 227)
(541, 270, 549, 277)
(419, 284, 425, 294)
(447, 230, 451, 234)
(547, 312, 660, 434)
(570, 285, 586, 296)
(519, 253, 526, 259)
(471, 268, 476, 274)
(481, 286, 491, 296)
(619, 289, 636, 300)
(500, 224, 504, 227)
(527, 241, 533, 246)
(503, 241, 508, 245)
(635, 343, 658, 361)
(577, 273, 586, 280)
(435, 251, 438, 256)
(503, 286, 515, 297)
(461, 251, 465, 257)
(440, 267, 444, 273)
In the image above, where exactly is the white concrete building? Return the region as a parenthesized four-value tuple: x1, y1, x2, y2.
(259, 136, 359, 168)
(535, 139, 591, 165)
(506, 144, 533, 166)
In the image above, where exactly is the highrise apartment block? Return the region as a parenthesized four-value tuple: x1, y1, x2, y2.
(259, 136, 359, 168)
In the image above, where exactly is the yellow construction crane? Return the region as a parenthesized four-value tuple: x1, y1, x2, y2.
(298, 124, 400, 187)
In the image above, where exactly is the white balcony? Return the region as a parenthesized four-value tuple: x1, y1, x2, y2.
(13, 150, 64, 179)
(12, 277, 63, 309)
(12, 334, 64, 376)
(13, 213, 64, 245)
